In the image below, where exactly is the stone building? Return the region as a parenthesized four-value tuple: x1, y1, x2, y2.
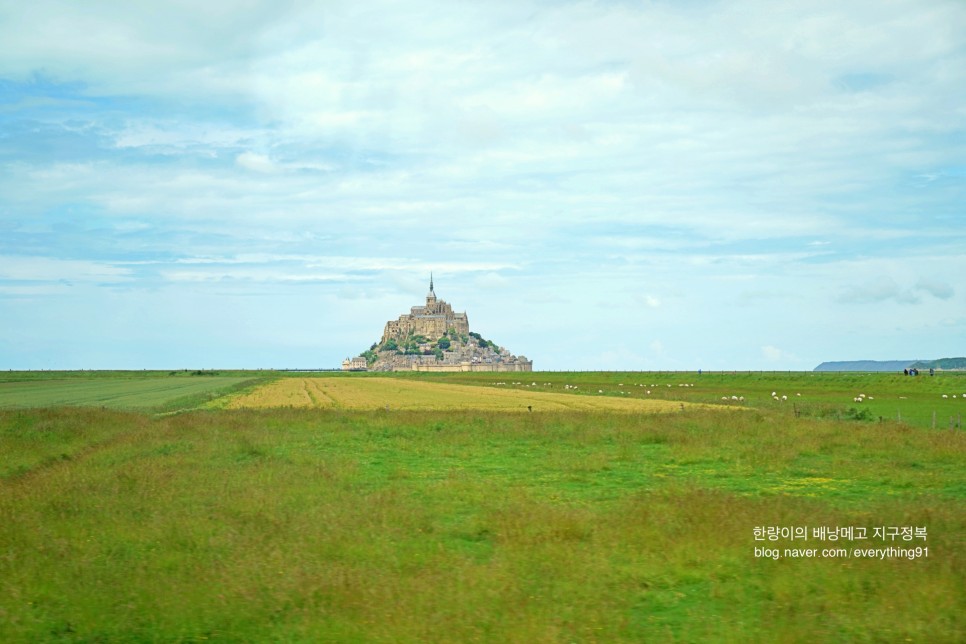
(381, 275, 470, 344)
(341, 356, 368, 371)
(356, 276, 532, 373)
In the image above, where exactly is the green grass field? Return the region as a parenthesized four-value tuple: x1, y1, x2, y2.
(1, 371, 964, 641)
(0, 372, 265, 413)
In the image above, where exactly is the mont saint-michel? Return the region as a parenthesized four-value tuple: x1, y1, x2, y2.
(343, 276, 532, 372)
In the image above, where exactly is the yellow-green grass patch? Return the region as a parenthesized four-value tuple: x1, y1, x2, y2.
(218, 377, 724, 413)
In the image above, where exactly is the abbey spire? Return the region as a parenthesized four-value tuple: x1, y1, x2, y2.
(426, 272, 437, 305)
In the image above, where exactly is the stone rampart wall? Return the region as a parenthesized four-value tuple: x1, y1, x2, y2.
(411, 361, 533, 373)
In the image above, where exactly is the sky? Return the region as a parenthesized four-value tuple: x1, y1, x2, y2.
(1, 0, 964, 371)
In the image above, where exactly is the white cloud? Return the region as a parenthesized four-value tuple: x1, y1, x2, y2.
(837, 275, 957, 305)
(914, 277, 954, 300)
(761, 345, 786, 362)
(0, 256, 130, 283)
(475, 272, 510, 289)
(636, 294, 661, 309)
(235, 151, 277, 174)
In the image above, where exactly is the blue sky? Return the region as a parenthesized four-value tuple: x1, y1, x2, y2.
(1, 0, 964, 371)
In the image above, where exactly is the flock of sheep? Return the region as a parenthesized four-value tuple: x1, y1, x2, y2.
(491, 381, 963, 404)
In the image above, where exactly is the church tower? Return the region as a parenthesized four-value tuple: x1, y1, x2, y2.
(426, 273, 437, 308)
(380, 273, 470, 344)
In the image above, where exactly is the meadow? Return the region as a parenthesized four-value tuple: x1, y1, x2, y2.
(219, 376, 706, 413)
(0, 371, 262, 414)
(1, 371, 964, 641)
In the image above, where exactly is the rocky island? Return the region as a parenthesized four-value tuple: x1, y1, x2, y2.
(343, 276, 532, 372)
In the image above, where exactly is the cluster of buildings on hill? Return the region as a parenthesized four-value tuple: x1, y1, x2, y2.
(342, 276, 532, 372)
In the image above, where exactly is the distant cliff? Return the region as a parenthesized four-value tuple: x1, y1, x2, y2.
(910, 357, 966, 371)
(814, 360, 918, 372)
(814, 357, 966, 372)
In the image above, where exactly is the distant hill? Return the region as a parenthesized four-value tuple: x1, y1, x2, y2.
(814, 360, 918, 372)
(911, 357, 966, 371)
(814, 357, 966, 372)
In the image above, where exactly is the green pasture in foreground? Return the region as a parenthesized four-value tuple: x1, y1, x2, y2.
(1, 386, 964, 641)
